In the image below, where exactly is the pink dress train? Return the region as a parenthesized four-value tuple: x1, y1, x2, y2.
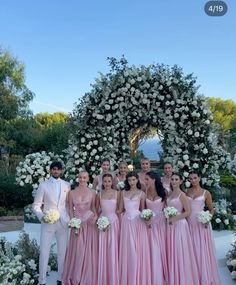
(188, 191, 221, 285)
(62, 191, 98, 285)
(146, 198, 168, 285)
(119, 193, 151, 285)
(98, 196, 119, 285)
(166, 193, 200, 285)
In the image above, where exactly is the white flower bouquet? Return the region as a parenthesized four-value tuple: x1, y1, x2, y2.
(163, 206, 178, 225)
(43, 209, 60, 224)
(117, 181, 125, 190)
(68, 218, 82, 236)
(97, 216, 110, 232)
(140, 209, 155, 221)
(198, 210, 212, 228)
(140, 209, 155, 228)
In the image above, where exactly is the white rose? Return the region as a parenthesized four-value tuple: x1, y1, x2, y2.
(194, 132, 200, 137)
(183, 154, 189, 161)
(185, 181, 191, 188)
(231, 271, 236, 279)
(183, 171, 189, 178)
(231, 260, 236, 267)
(187, 129, 193, 135)
(193, 163, 199, 169)
(224, 219, 229, 225)
(81, 138, 86, 143)
(215, 218, 221, 223)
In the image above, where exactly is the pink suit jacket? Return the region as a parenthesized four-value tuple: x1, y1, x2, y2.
(33, 177, 71, 226)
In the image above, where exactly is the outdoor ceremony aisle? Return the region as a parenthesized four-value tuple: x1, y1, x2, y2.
(0, 227, 234, 284)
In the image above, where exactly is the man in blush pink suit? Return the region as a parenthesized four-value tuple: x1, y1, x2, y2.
(33, 161, 71, 285)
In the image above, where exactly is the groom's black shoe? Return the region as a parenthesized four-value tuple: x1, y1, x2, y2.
(39, 284, 46, 285)
(57, 281, 62, 285)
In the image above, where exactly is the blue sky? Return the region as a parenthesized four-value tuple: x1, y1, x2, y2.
(1, 0, 235, 114)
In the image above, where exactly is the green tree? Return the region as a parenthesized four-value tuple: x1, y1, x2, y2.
(0, 48, 34, 153)
(207, 97, 236, 153)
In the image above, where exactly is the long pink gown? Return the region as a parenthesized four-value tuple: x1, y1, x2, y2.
(119, 192, 151, 285)
(188, 191, 221, 285)
(62, 191, 98, 285)
(146, 198, 168, 285)
(166, 193, 200, 285)
(98, 195, 119, 285)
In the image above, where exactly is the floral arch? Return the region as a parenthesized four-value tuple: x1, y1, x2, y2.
(65, 57, 230, 186)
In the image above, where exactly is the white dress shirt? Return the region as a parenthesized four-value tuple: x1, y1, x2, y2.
(50, 177, 61, 204)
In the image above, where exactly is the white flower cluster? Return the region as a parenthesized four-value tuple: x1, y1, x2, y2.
(97, 216, 110, 231)
(163, 206, 178, 218)
(68, 218, 82, 229)
(0, 238, 37, 284)
(24, 204, 38, 223)
(63, 58, 232, 186)
(197, 210, 212, 224)
(140, 209, 155, 221)
(16, 151, 64, 196)
(226, 239, 236, 280)
(117, 181, 125, 190)
(43, 209, 60, 224)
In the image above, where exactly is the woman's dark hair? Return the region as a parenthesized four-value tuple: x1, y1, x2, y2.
(102, 173, 113, 189)
(164, 161, 173, 167)
(146, 171, 166, 202)
(101, 158, 110, 164)
(170, 172, 185, 192)
(50, 161, 63, 170)
(124, 171, 141, 191)
(188, 170, 203, 187)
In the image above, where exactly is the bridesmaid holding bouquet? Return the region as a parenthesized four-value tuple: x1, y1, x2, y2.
(97, 173, 120, 285)
(187, 171, 221, 285)
(119, 171, 151, 285)
(62, 171, 98, 285)
(166, 172, 199, 285)
(145, 171, 168, 285)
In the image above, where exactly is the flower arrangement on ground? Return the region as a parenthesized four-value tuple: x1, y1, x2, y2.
(97, 216, 110, 231)
(0, 232, 57, 284)
(226, 234, 236, 281)
(68, 218, 82, 236)
(211, 199, 235, 230)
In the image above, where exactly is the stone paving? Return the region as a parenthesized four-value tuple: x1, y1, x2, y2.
(0, 219, 24, 232)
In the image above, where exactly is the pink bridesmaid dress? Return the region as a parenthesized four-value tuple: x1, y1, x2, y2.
(119, 192, 151, 285)
(62, 191, 98, 285)
(98, 194, 119, 285)
(188, 191, 221, 285)
(146, 198, 168, 285)
(166, 193, 200, 285)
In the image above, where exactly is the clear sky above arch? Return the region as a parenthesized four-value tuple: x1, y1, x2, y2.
(0, 0, 235, 114)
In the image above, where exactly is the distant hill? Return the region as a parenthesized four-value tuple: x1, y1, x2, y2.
(138, 135, 162, 160)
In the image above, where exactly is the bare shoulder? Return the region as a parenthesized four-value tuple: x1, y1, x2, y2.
(186, 188, 193, 196)
(139, 190, 146, 198)
(204, 189, 211, 197)
(89, 188, 97, 196)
